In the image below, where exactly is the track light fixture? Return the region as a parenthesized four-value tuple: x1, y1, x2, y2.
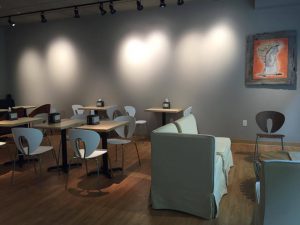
(177, 0, 184, 5)
(109, 1, 116, 14)
(40, 12, 47, 23)
(99, 2, 107, 15)
(136, 0, 144, 11)
(74, 6, 80, 18)
(1, 0, 187, 26)
(160, 0, 166, 8)
(8, 16, 16, 27)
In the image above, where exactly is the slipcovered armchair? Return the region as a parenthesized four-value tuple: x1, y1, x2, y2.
(254, 160, 300, 225)
(151, 123, 227, 219)
(174, 114, 233, 181)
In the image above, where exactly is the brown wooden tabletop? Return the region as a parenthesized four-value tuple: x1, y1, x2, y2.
(145, 107, 183, 113)
(0, 117, 43, 127)
(33, 119, 85, 130)
(77, 120, 128, 132)
(79, 105, 117, 111)
(259, 151, 291, 161)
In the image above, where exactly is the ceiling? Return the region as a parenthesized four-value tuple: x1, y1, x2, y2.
(0, 0, 192, 26)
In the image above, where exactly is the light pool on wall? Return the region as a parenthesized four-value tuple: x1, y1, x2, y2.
(17, 49, 48, 104)
(46, 37, 79, 92)
(175, 22, 238, 81)
(117, 31, 170, 90)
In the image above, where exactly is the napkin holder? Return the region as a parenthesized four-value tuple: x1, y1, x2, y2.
(87, 115, 100, 125)
(48, 113, 61, 124)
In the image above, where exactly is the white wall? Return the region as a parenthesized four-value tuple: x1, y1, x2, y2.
(4, 0, 300, 142)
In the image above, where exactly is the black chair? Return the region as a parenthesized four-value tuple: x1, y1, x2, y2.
(254, 111, 285, 179)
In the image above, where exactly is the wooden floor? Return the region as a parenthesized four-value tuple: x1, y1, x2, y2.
(0, 136, 298, 225)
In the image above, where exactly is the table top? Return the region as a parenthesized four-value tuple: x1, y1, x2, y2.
(33, 119, 85, 130)
(77, 120, 128, 132)
(145, 107, 183, 113)
(0, 117, 43, 127)
(79, 105, 117, 111)
(13, 105, 36, 110)
(0, 106, 36, 112)
(0, 142, 6, 146)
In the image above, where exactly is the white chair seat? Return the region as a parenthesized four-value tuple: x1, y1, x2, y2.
(24, 146, 53, 155)
(77, 149, 107, 159)
(108, 138, 131, 145)
(0, 142, 6, 146)
(136, 120, 147, 124)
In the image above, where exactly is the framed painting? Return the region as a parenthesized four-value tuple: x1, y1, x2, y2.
(245, 31, 297, 89)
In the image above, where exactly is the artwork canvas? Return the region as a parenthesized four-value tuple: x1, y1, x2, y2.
(245, 31, 297, 88)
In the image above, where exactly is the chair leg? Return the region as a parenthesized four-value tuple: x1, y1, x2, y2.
(134, 142, 141, 167)
(11, 152, 17, 184)
(107, 153, 114, 178)
(121, 145, 125, 172)
(95, 158, 100, 177)
(115, 145, 118, 161)
(38, 155, 42, 175)
(33, 156, 38, 175)
(51, 149, 59, 172)
(254, 136, 259, 161)
(84, 159, 89, 176)
(281, 137, 284, 151)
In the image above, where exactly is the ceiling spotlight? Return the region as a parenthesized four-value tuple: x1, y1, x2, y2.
(40, 12, 47, 23)
(177, 0, 184, 5)
(160, 0, 166, 8)
(137, 0, 144, 11)
(74, 6, 80, 18)
(99, 2, 107, 15)
(109, 1, 117, 14)
(8, 16, 16, 27)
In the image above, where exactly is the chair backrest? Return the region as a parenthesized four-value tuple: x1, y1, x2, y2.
(70, 114, 86, 120)
(34, 113, 48, 123)
(29, 104, 51, 117)
(183, 106, 192, 117)
(106, 105, 120, 120)
(114, 116, 136, 139)
(257, 160, 300, 225)
(72, 104, 84, 115)
(68, 129, 101, 158)
(175, 114, 198, 134)
(12, 128, 43, 155)
(256, 111, 285, 133)
(124, 106, 136, 117)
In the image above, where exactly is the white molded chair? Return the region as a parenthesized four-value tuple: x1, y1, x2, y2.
(183, 106, 192, 117)
(72, 104, 84, 115)
(108, 116, 141, 170)
(124, 106, 147, 137)
(254, 160, 300, 225)
(68, 129, 113, 177)
(106, 105, 119, 120)
(11, 127, 58, 183)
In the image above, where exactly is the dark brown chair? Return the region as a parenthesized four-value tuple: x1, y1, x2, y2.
(28, 104, 51, 117)
(255, 111, 285, 159)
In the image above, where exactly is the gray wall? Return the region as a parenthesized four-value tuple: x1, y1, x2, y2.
(4, 0, 300, 142)
(255, 0, 300, 8)
(0, 27, 8, 97)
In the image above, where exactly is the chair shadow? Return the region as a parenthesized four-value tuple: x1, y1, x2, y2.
(240, 177, 256, 202)
(67, 173, 127, 198)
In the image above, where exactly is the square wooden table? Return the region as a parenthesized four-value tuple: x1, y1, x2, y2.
(33, 119, 85, 173)
(77, 120, 128, 178)
(145, 107, 183, 125)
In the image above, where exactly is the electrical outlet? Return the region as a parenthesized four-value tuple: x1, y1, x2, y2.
(242, 120, 247, 127)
